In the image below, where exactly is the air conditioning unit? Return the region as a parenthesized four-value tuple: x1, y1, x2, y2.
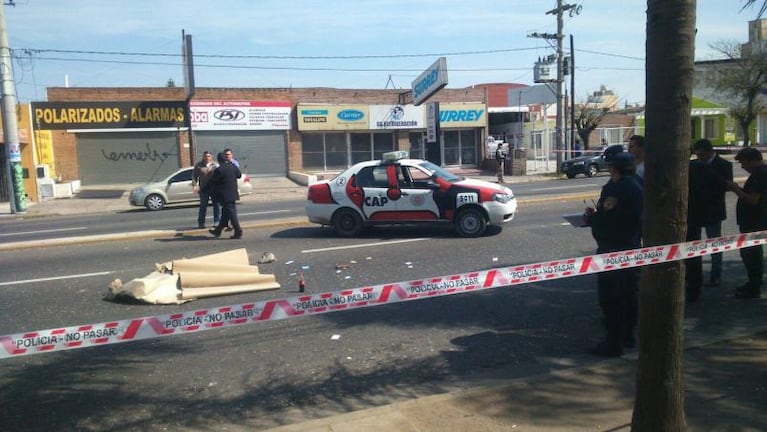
(38, 177, 55, 199)
(35, 164, 51, 179)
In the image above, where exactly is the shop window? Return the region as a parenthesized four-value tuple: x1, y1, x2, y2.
(302, 133, 347, 171)
(460, 130, 477, 165)
(443, 131, 460, 165)
(302, 134, 325, 170)
(409, 132, 424, 160)
(373, 133, 394, 160)
(351, 133, 372, 164)
(325, 133, 348, 170)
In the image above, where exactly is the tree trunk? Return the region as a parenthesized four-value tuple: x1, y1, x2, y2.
(632, 1, 694, 431)
(740, 120, 752, 147)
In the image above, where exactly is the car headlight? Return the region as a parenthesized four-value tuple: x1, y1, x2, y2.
(493, 192, 514, 203)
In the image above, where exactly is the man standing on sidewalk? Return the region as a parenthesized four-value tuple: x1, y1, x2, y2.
(192, 151, 221, 229)
(727, 147, 767, 299)
(495, 144, 506, 183)
(692, 138, 733, 287)
(207, 152, 243, 239)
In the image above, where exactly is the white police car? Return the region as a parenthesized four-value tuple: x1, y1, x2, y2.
(305, 151, 517, 237)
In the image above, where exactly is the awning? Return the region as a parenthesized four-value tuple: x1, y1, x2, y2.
(690, 108, 727, 116)
(488, 106, 530, 113)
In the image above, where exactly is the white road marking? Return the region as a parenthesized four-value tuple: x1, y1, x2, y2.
(239, 210, 292, 216)
(0, 271, 113, 286)
(0, 227, 88, 237)
(302, 238, 430, 253)
(527, 185, 596, 192)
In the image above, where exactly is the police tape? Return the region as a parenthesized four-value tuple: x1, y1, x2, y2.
(3, 230, 767, 359)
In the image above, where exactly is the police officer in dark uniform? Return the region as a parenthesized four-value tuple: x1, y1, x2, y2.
(726, 147, 767, 299)
(584, 150, 643, 357)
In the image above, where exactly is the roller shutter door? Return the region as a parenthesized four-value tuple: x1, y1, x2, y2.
(77, 132, 180, 184)
(194, 130, 286, 177)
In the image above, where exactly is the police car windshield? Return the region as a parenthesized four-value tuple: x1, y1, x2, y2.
(417, 161, 462, 182)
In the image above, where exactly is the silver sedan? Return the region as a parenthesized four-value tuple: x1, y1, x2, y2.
(128, 167, 253, 211)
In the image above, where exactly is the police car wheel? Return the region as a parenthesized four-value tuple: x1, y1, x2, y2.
(332, 208, 363, 237)
(144, 194, 166, 211)
(455, 208, 487, 238)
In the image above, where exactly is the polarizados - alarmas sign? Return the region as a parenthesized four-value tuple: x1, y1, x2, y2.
(31, 101, 186, 130)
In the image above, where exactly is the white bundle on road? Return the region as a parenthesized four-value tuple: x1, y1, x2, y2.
(107, 248, 280, 304)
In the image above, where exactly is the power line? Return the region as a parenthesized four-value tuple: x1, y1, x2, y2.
(13, 46, 645, 62)
(11, 55, 537, 72)
(16, 46, 540, 60)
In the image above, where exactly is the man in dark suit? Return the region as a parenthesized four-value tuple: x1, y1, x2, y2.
(692, 139, 733, 288)
(206, 152, 243, 239)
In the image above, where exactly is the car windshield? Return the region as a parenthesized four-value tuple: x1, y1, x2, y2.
(416, 161, 463, 182)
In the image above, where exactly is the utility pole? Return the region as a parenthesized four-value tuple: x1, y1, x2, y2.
(570, 34, 576, 152)
(544, 1, 580, 172)
(0, 1, 26, 213)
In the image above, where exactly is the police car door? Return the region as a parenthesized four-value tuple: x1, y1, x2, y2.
(356, 165, 399, 221)
(396, 164, 440, 220)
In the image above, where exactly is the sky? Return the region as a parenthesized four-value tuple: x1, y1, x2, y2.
(3, 0, 761, 106)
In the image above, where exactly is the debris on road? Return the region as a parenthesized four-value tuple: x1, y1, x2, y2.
(106, 248, 280, 304)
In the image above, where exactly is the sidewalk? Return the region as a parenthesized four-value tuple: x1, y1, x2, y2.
(261, 330, 767, 432)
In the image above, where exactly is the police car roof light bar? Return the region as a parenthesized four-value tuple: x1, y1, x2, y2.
(382, 151, 409, 162)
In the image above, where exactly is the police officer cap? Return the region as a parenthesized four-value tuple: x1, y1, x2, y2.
(608, 152, 636, 173)
(603, 144, 625, 162)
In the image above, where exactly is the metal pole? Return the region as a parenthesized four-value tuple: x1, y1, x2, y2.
(0, 2, 25, 213)
(555, 0, 565, 173)
(570, 34, 576, 152)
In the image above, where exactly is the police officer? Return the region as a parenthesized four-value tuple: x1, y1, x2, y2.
(584, 151, 643, 357)
(726, 147, 767, 299)
(495, 144, 507, 183)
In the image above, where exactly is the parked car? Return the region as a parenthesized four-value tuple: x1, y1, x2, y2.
(128, 167, 252, 211)
(560, 144, 626, 178)
(305, 151, 517, 237)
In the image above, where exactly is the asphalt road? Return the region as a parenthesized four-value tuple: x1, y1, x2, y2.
(0, 187, 748, 432)
(0, 176, 607, 243)
(0, 199, 621, 432)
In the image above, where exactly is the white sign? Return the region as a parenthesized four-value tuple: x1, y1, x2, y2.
(369, 105, 424, 129)
(190, 100, 291, 130)
(426, 102, 439, 143)
(412, 57, 448, 106)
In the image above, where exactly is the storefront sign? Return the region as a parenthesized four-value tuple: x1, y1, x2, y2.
(190, 100, 291, 130)
(412, 57, 448, 106)
(438, 103, 487, 128)
(297, 104, 369, 131)
(369, 104, 423, 129)
(426, 102, 439, 143)
(30, 101, 186, 130)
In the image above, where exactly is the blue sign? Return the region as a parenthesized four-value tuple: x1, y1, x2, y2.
(338, 109, 364, 121)
(412, 57, 448, 105)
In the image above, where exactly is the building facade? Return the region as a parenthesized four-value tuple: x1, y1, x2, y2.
(36, 86, 487, 186)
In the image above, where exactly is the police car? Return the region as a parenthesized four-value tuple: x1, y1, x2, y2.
(305, 151, 517, 237)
